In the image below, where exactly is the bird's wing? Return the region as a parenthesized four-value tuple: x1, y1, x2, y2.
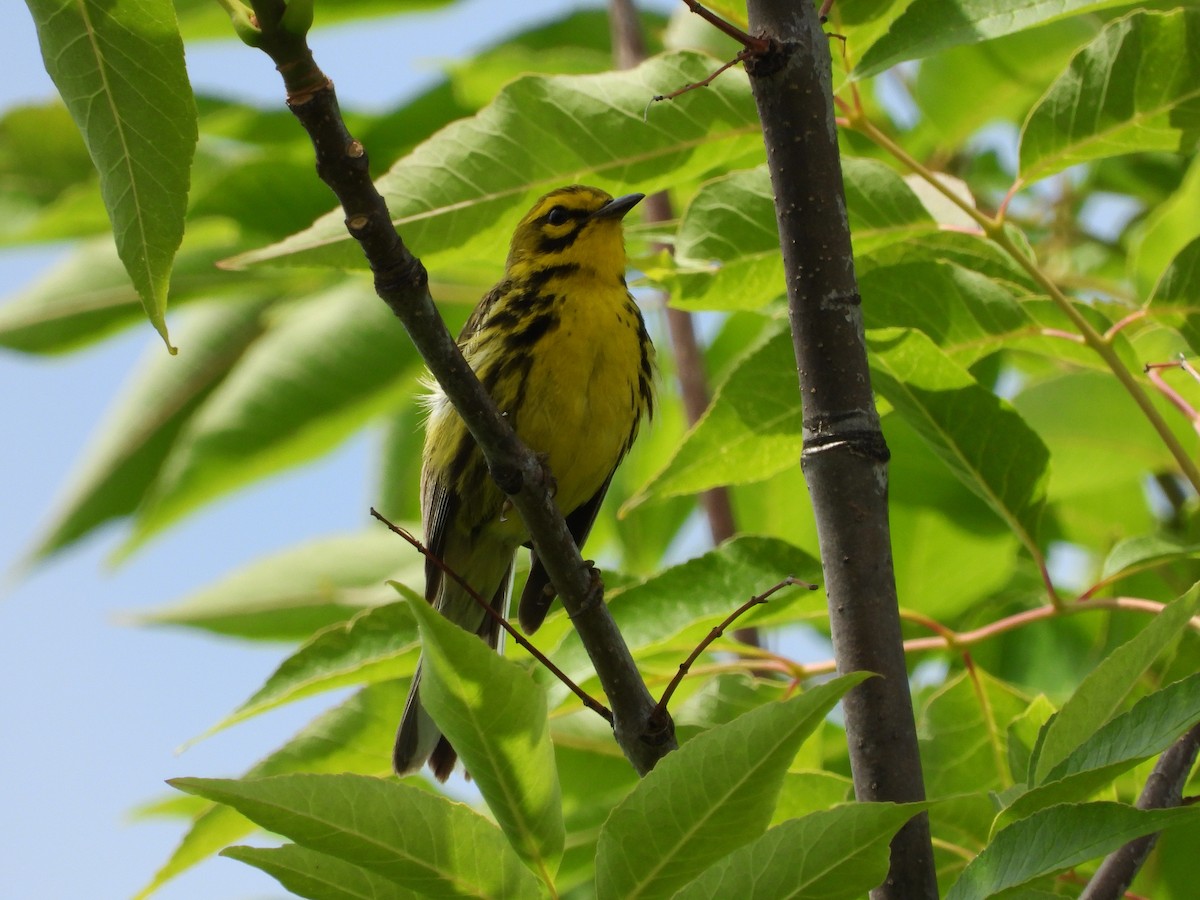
(421, 472, 457, 604)
(517, 470, 615, 634)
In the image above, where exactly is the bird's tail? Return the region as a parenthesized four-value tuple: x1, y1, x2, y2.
(393, 549, 513, 781)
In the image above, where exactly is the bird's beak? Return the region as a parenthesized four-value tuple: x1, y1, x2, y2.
(591, 193, 645, 221)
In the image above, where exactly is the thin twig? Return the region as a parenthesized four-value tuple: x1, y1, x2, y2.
(679, 0, 770, 51)
(369, 508, 613, 723)
(1146, 360, 1200, 436)
(790, 596, 1200, 679)
(646, 50, 752, 113)
(1104, 310, 1147, 341)
(654, 576, 814, 715)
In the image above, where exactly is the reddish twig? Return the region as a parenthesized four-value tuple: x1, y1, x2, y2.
(1146, 359, 1200, 436)
(369, 508, 613, 723)
(654, 576, 815, 715)
(1104, 310, 1147, 341)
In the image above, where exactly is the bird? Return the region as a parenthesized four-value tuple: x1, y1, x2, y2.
(394, 185, 656, 781)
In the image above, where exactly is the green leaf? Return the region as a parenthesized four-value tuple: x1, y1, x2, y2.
(595, 673, 872, 900)
(674, 802, 929, 900)
(137, 681, 404, 899)
(1149, 235, 1200, 354)
(670, 160, 933, 312)
(1002, 672, 1200, 824)
(912, 17, 1100, 150)
(132, 530, 418, 640)
(773, 771, 855, 823)
(1010, 371, 1177, 544)
(1132, 159, 1200, 297)
(24, 300, 267, 562)
(122, 282, 422, 553)
(223, 843, 419, 900)
(1031, 585, 1200, 784)
(26, 0, 198, 349)
(1019, 9, 1200, 183)
(172, 0, 454, 40)
(1100, 533, 1200, 584)
(625, 329, 798, 508)
(889, 502, 1018, 620)
(0, 100, 99, 241)
(554, 732, 640, 893)
(858, 229, 1041, 296)
(945, 802, 1200, 900)
(860, 260, 1032, 366)
(867, 328, 1049, 556)
(409, 597, 564, 876)
(170, 773, 541, 899)
(919, 670, 1031, 801)
(202, 601, 421, 739)
(855, 0, 1129, 80)
(445, 8, 663, 109)
(228, 50, 762, 273)
(0, 224, 260, 355)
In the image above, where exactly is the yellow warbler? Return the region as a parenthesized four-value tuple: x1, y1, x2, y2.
(394, 185, 655, 780)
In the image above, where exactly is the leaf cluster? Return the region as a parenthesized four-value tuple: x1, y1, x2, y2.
(8, 0, 1200, 898)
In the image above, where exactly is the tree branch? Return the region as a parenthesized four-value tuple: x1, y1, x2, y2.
(1080, 722, 1200, 900)
(239, 1, 675, 775)
(742, 2, 937, 897)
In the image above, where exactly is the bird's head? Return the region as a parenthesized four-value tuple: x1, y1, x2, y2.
(505, 185, 644, 277)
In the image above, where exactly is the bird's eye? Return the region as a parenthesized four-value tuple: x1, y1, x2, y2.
(546, 206, 569, 226)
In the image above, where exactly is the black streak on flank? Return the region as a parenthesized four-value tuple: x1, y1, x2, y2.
(504, 311, 561, 350)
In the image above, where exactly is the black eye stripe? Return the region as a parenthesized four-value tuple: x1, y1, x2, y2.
(539, 206, 588, 226)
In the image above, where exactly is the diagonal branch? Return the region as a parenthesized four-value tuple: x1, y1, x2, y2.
(238, 0, 675, 775)
(1080, 722, 1200, 900)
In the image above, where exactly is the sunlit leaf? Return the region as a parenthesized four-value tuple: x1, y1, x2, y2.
(1019, 9, 1200, 183)
(26, 0, 198, 348)
(856, 0, 1131, 80)
(595, 674, 871, 900)
(227, 51, 763, 274)
(172, 773, 541, 898)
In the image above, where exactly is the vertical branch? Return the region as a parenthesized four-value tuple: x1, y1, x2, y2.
(742, 2, 937, 897)
(610, 0, 752, 644)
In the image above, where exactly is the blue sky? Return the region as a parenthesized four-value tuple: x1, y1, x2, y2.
(0, 3, 672, 897)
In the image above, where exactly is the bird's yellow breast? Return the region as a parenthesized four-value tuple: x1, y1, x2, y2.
(515, 271, 647, 514)
(422, 263, 650, 538)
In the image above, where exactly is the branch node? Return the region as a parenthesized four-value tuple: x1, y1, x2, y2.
(743, 39, 795, 79)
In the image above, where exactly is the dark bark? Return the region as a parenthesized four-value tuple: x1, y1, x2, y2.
(1081, 721, 1200, 900)
(743, 1, 937, 896)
